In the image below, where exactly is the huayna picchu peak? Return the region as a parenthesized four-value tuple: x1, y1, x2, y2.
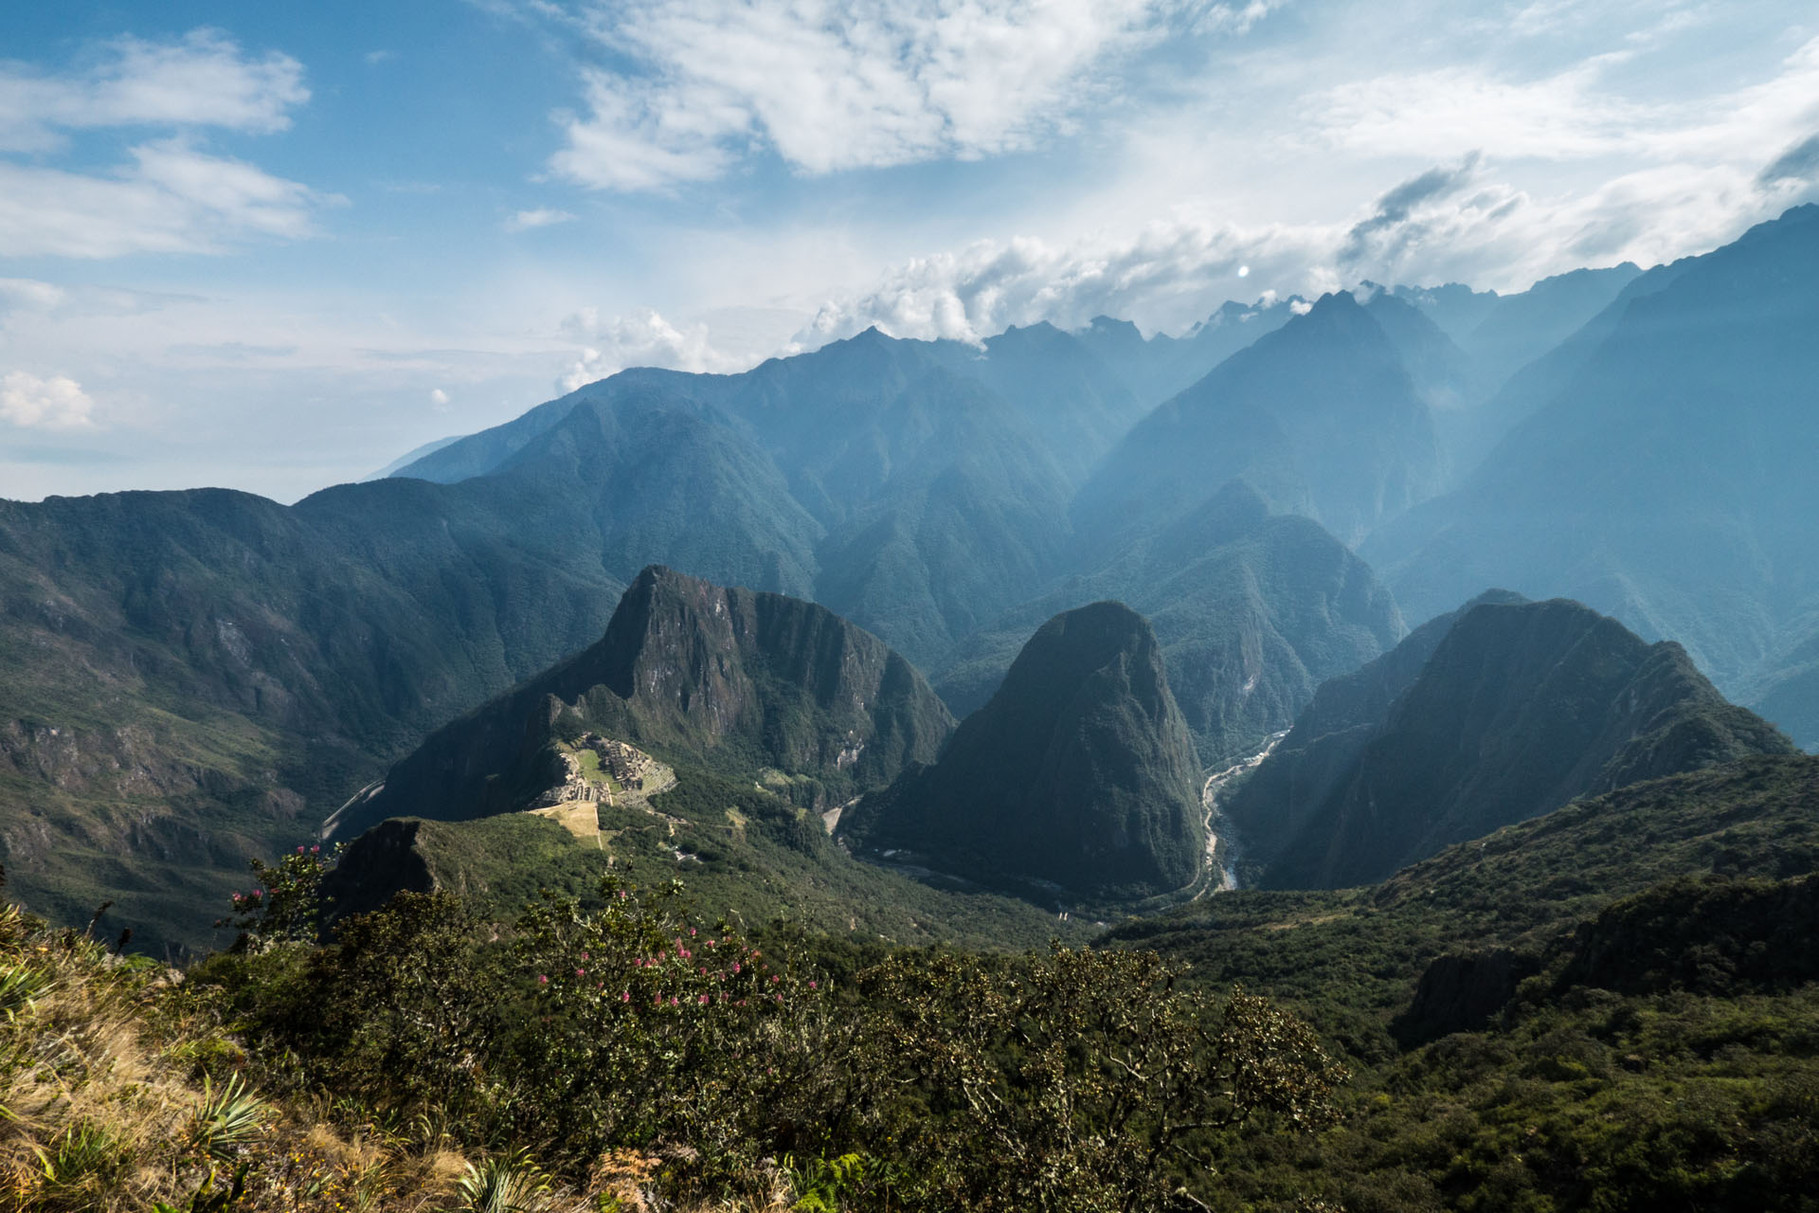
(840, 600, 1206, 903)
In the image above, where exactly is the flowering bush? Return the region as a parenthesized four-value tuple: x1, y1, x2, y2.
(216, 844, 334, 949)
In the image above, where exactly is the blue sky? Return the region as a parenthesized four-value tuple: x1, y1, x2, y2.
(2, 0, 1816, 501)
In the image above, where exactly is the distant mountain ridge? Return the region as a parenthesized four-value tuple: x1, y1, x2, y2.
(1073, 292, 1445, 550)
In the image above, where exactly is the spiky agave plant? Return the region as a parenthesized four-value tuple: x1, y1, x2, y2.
(0, 962, 53, 1021)
(455, 1149, 552, 1213)
(29, 1120, 131, 1212)
(187, 1072, 267, 1163)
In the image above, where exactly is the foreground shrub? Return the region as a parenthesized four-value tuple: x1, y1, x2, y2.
(191, 870, 1344, 1210)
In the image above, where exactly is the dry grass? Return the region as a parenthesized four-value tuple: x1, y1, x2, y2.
(0, 903, 794, 1213)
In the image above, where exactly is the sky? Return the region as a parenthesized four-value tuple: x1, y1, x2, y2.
(1, 0, 1816, 502)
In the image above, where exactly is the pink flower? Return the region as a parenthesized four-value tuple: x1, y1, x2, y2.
(576, 969, 586, 978)
(698, 994, 709, 1005)
(671, 997, 680, 1006)
(252, 889, 264, 898)
(771, 975, 781, 984)
(310, 845, 320, 854)
(296, 846, 306, 854)
(538, 975, 548, 985)
(621, 992, 631, 1002)
(809, 980, 818, 989)
(689, 927, 697, 937)
(580, 951, 590, 961)
(733, 963, 741, 974)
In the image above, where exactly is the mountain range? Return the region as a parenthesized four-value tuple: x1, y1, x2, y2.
(2, 208, 1817, 950)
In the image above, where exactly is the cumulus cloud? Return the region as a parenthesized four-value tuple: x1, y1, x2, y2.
(797, 217, 1328, 346)
(504, 207, 577, 231)
(0, 372, 96, 430)
(0, 29, 308, 153)
(558, 307, 749, 390)
(0, 141, 323, 257)
(0, 30, 319, 258)
(542, 0, 1211, 191)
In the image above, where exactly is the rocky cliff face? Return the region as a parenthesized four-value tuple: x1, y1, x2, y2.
(333, 566, 954, 837)
(841, 601, 1205, 903)
(1227, 597, 1795, 889)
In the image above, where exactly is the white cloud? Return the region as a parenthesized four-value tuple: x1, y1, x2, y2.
(0, 30, 319, 258)
(430, 387, 450, 406)
(0, 141, 323, 257)
(796, 217, 1326, 345)
(558, 307, 747, 390)
(505, 207, 578, 231)
(0, 29, 308, 153)
(1314, 33, 1819, 168)
(543, 0, 1211, 190)
(0, 372, 96, 430)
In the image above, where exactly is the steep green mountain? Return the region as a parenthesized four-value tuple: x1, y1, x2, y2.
(1364, 204, 1819, 746)
(840, 601, 1205, 904)
(1074, 292, 1444, 550)
(1223, 597, 1795, 889)
(936, 482, 1404, 766)
(1219, 588, 1528, 865)
(336, 566, 953, 838)
(0, 485, 625, 956)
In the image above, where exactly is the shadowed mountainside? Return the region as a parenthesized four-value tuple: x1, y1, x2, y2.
(840, 601, 1205, 904)
(1223, 597, 1796, 889)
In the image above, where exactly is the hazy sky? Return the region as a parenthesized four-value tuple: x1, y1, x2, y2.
(2, 0, 1816, 501)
